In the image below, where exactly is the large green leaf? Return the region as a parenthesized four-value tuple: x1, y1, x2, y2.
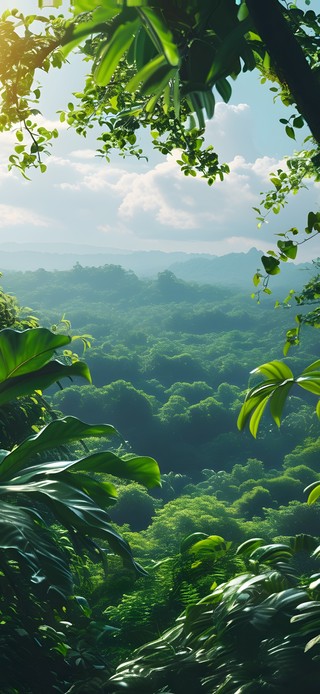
(0, 328, 91, 406)
(269, 380, 294, 427)
(137, 7, 180, 66)
(306, 483, 320, 505)
(0, 413, 160, 575)
(188, 535, 231, 559)
(3, 478, 145, 574)
(0, 359, 91, 406)
(126, 54, 167, 93)
(0, 416, 118, 480)
(61, 4, 122, 58)
(238, 358, 320, 437)
(237, 381, 280, 434)
(206, 16, 252, 83)
(236, 538, 265, 556)
(249, 543, 293, 565)
(0, 328, 70, 379)
(296, 367, 320, 395)
(94, 19, 140, 86)
(251, 360, 294, 381)
(0, 501, 73, 597)
(9, 450, 161, 490)
(134, 25, 157, 70)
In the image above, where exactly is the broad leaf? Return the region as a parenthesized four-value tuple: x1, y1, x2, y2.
(307, 484, 320, 505)
(251, 360, 293, 381)
(249, 543, 293, 564)
(9, 450, 161, 490)
(269, 380, 294, 427)
(236, 538, 264, 555)
(0, 416, 118, 480)
(137, 7, 180, 66)
(126, 54, 167, 93)
(4, 478, 145, 574)
(180, 532, 209, 554)
(0, 501, 73, 597)
(0, 328, 91, 405)
(189, 535, 231, 559)
(0, 359, 91, 406)
(94, 19, 140, 86)
(0, 328, 70, 379)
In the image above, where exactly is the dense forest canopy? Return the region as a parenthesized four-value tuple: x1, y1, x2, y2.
(1, 263, 320, 692)
(1, 1, 320, 339)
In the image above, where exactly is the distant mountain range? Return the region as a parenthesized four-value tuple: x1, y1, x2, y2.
(0, 243, 313, 290)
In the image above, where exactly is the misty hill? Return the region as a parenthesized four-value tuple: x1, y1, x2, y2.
(0, 243, 312, 290)
(0, 243, 209, 276)
(169, 248, 312, 291)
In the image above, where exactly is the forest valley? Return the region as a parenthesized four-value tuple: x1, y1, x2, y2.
(0, 260, 320, 692)
(1, 0, 320, 692)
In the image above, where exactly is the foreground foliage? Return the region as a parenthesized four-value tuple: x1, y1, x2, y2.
(106, 535, 320, 694)
(0, 323, 160, 692)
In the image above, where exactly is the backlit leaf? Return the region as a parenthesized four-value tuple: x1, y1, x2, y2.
(138, 7, 179, 66)
(94, 19, 140, 87)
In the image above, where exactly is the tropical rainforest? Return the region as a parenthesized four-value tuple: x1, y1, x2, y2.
(1, 1, 320, 692)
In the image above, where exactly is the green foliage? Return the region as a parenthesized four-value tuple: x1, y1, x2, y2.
(0, 327, 91, 406)
(4, 265, 319, 475)
(232, 484, 272, 519)
(0, 0, 318, 205)
(108, 483, 156, 531)
(145, 495, 243, 556)
(0, 286, 17, 329)
(284, 437, 320, 472)
(238, 358, 320, 437)
(108, 535, 320, 693)
(0, 325, 160, 692)
(247, 500, 320, 540)
(0, 413, 160, 576)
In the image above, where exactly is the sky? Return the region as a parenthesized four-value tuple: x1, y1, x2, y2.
(0, 1, 319, 261)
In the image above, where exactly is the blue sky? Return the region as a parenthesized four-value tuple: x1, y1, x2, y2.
(0, 1, 319, 261)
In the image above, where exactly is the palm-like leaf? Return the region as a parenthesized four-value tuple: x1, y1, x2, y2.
(0, 416, 160, 578)
(63, 1, 256, 126)
(238, 359, 320, 437)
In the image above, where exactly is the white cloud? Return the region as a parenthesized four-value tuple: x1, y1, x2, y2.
(70, 149, 98, 160)
(0, 204, 51, 227)
(1, 94, 317, 259)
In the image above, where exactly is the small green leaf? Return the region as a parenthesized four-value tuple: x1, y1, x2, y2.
(307, 485, 320, 505)
(293, 115, 304, 129)
(277, 240, 297, 260)
(237, 2, 249, 21)
(285, 125, 295, 140)
(253, 273, 261, 287)
(261, 255, 281, 275)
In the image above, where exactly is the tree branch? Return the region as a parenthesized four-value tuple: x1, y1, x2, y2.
(246, 0, 320, 145)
